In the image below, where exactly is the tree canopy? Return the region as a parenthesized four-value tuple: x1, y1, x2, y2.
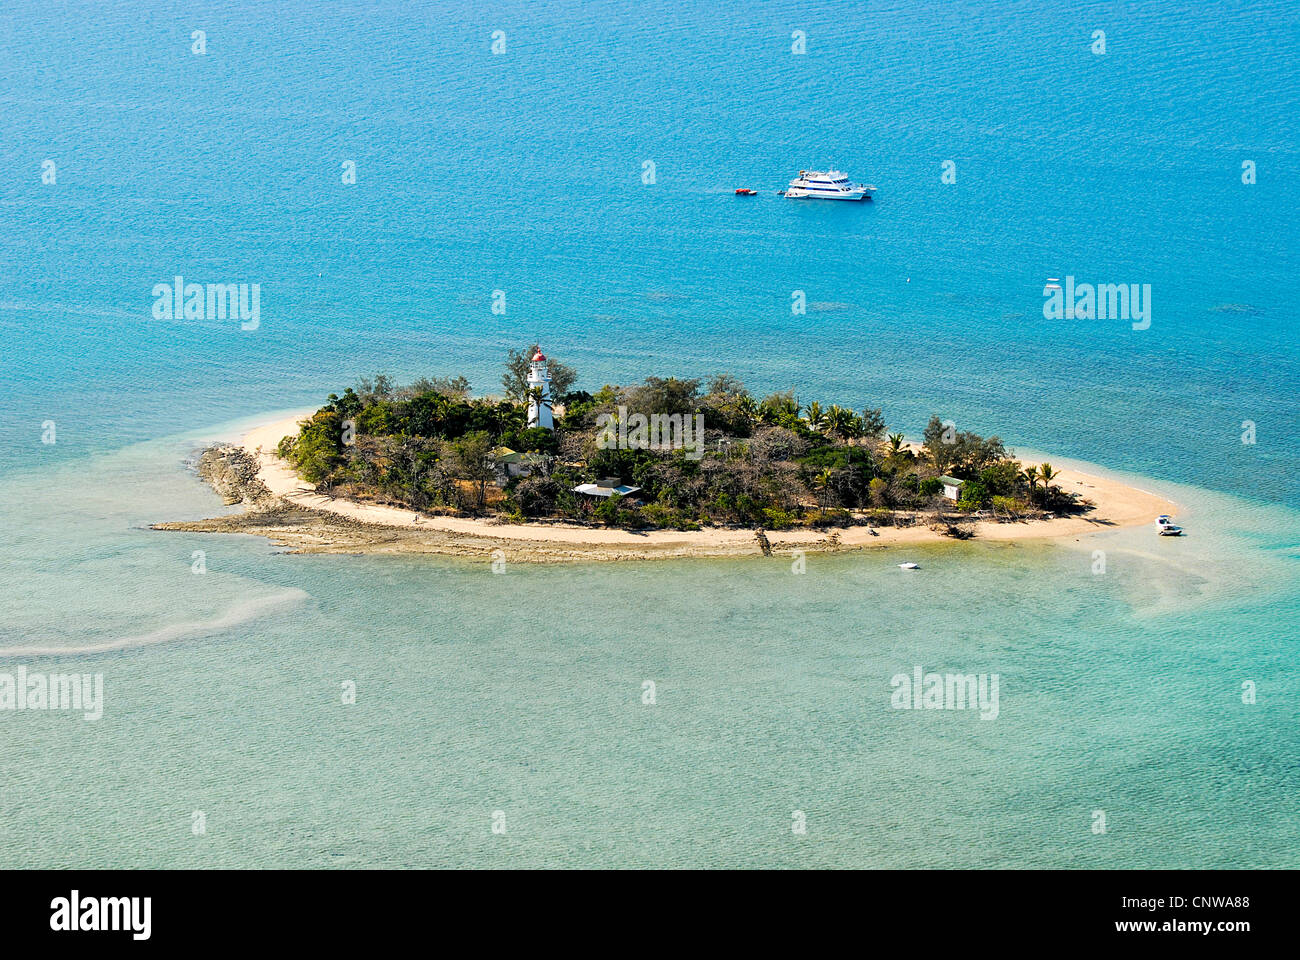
(277, 355, 1075, 529)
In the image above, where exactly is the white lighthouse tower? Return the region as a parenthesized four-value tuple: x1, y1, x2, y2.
(526, 348, 554, 430)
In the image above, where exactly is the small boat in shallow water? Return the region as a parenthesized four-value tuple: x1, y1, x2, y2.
(734, 188, 757, 195)
(1155, 515, 1183, 536)
(898, 562, 920, 569)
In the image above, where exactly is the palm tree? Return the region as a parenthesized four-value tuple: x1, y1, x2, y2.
(805, 401, 827, 433)
(813, 468, 834, 509)
(759, 392, 800, 426)
(1020, 465, 1039, 503)
(1038, 463, 1058, 507)
(735, 394, 759, 424)
(887, 433, 905, 456)
(826, 405, 861, 440)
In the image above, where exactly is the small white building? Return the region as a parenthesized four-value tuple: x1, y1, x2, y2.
(526, 348, 554, 431)
(572, 478, 641, 500)
(938, 475, 965, 501)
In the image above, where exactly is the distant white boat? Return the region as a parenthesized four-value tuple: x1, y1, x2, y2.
(898, 562, 920, 569)
(1155, 515, 1183, 536)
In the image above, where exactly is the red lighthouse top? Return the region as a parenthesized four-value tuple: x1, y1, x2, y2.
(532, 349, 546, 362)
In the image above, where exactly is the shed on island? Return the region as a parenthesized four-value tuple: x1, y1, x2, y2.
(937, 475, 965, 501)
(493, 447, 547, 482)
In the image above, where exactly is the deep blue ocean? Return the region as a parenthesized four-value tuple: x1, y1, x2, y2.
(0, 0, 1297, 867)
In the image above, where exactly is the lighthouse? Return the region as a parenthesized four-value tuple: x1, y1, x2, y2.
(526, 348, 554, 430)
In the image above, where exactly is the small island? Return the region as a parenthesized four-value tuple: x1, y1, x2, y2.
(157, 346, 1176, 561)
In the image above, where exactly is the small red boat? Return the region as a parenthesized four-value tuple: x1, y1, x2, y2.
(734, 188, 756, 195)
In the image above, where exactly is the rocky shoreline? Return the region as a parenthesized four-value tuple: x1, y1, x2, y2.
(193, 444, 276, 508)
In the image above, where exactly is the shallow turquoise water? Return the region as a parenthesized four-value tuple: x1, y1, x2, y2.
(0, 1, 1297, 867)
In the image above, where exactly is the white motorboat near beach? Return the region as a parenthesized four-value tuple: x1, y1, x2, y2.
(1155, 515, 1183, 536)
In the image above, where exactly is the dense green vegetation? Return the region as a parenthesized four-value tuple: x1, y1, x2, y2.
(277, 348, 1082, 529)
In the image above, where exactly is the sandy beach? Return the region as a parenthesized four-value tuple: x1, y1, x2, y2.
(154, 411, 1180, 562)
